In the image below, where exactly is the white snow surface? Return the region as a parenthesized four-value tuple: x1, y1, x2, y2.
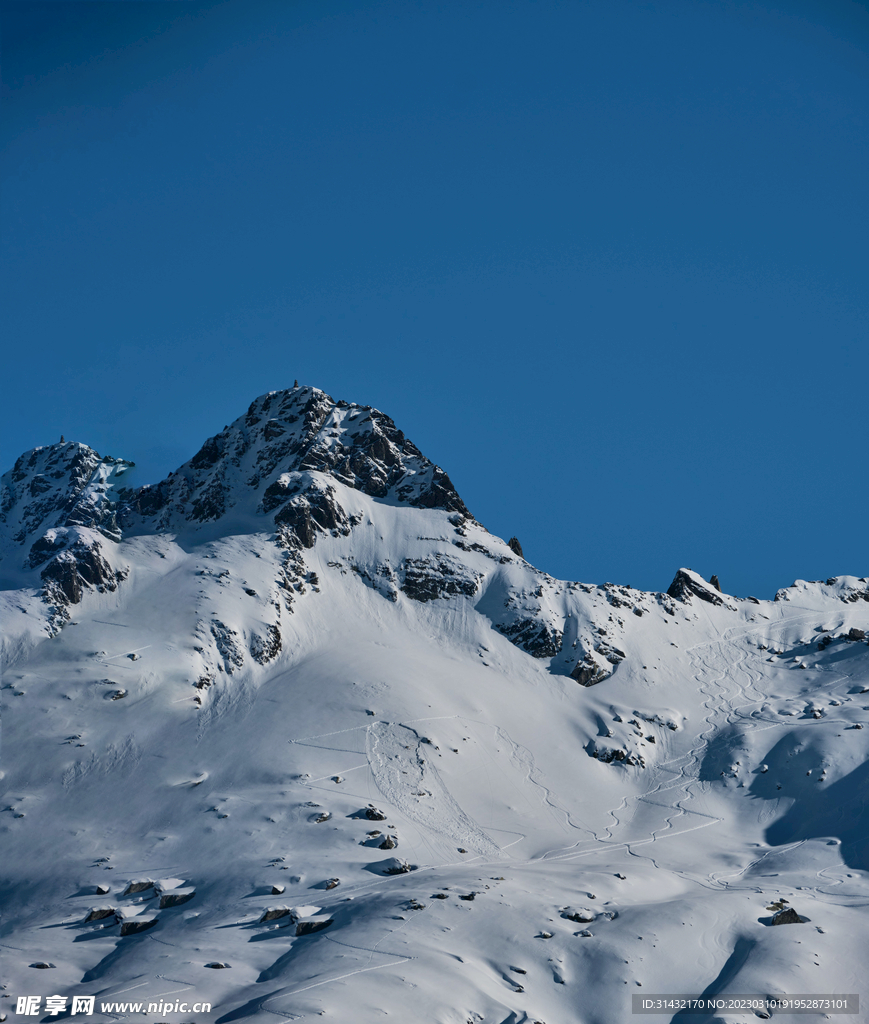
(1, 386, 868, 1024)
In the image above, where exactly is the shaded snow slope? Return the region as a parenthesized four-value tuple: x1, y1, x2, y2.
(2, 386, 868, 1024)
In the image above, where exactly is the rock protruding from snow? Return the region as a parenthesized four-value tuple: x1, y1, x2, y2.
(84, 907, 116, 922)
(40, 537, 125, 606)
(380, 857, 415, 875)
(122, 880, 154, 896)
(400, 555, 482, 603)
(571, 653, 609, 687)
(119, 917, 158, 936)
(159, 888, 195, 908)
(562, 907, 595, 923)
(771, 906, 804, 925)
(295, 915, 333, 936)
(667, 568, 727, 607)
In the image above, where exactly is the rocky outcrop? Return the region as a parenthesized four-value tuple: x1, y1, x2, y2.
(771, 906, 804, 925)
(122, 880, 154, 896)
(40, 538, 125, 606)
(495, 618, 563, 659)
(380, 857, 415, 875)
(159, 889, 195, 908)
(84, 907, 116, 922)
(400, 555, 482, 603)
(667, 568, 726, 606)
(507, 537, 524, 558)
(250, 623, 282, 665)
(562, 907, 595, 923)
(210, 620, 245, 673)
(588, 744, 646, 767)
(295, 916, 333, 936)
(119, 917, 158, 936)
(273, 479, 351, 548)
(570, 654, 609, 687)
(260, 907, 291, 923)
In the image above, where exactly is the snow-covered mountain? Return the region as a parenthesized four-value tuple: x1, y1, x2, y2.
(2, 384, 867, 1024)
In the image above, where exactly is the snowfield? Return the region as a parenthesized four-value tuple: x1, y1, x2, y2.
(1, 386, 867, 1024)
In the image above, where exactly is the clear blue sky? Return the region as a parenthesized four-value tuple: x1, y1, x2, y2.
(2, 0, 867, 598)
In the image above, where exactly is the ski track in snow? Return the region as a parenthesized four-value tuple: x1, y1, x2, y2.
(539, 611, 866, 906)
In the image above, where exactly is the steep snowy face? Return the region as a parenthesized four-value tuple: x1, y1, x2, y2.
(0, 442, 134, 592)
(119, 385, 470, 538)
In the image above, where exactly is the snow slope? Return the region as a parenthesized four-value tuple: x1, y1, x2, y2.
(2, 385, 868, 1024)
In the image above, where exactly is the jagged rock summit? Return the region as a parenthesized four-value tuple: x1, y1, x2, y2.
(0, 441, 134, 601)
(121, 384, 470, 534)
(0, 385, 471, 611)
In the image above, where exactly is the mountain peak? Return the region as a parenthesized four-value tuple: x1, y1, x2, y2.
(120, 385, 471, 535)
(0, 441, 134, 555)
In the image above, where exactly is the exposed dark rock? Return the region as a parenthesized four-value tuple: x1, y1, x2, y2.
(205, 962, 231, 968)
(84, 907, 116, 922)
(709, 574, 721, 592)
(495, 618, 563, 659)
(273, 481, 350, 548)
(120, 917, 158, 936)
(595, 641, 626, 665)
(2, 443, 132, 557)
(363, 806, 387, 821)
(211, 619, 245, 673)
(667, 568, 725, 606)
(379, 836, 397, 850)
(295, 917, 333, 936)
(507, 536, 524, 558)
(589, 743, 646, 768)
(771, 907, 804, 925)
(117, 387, 472, 535)
(250, 623, 282, 665)
(159, 890, 195, 908)
(571, 655, 609, 687)
(381, 857, 416, 875)
(260, 907, 291, 923)
(25, 532, 68, 568)
(28, 962, 56, 969)
(400, 555, 482, 603)
(40, 538, 124, 606)
(849, 627, 866, 641)
(562, 908, 595, 923)
(122, 880, 153, 895)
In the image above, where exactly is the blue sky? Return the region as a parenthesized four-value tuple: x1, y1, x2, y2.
(2, 0, 867, 598)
